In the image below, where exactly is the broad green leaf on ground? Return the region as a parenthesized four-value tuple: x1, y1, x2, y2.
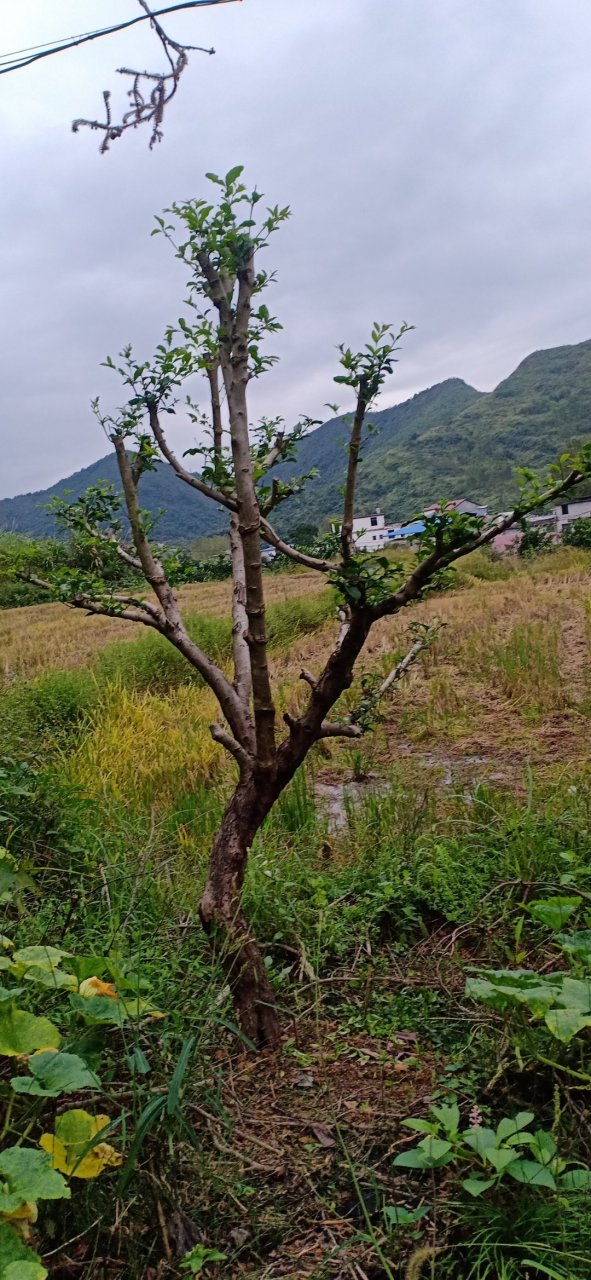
(393, 1148, 429, 1169)
(485, 1147, 519, 1173)
(496, 1112, 534, 1141)
(543, 1009, 591, 1043)
(383, 1205, 429, 1225)
(0, 988, 24, 1005)
(530, 1130, 557, 1166)
(556, 930, 591, 964)
(466, 971, 561, 1014)
(10, 947, 71, 973)
(0, 1004, 60, 1057)
(0, 1222, 47, 1280)
(0, 1148, 69, 1214)
(39, 1109, 121, 1179)
(430, 1102, 460, 1133)
(527, 896, 581, 930)
(561, 1167, 591, 1190)
(69, 993, 162, 1025)
(556, 976, 591, 1011)
(4, 1265, 47, 1280)
(11, 1051, 101, 1097)
(462, 1127, 497, 1157)
(416, 1137, 453, 1166)
(461, 1177, 496, 1197)
(19, 967, 77, 991)
(506, 1159, 556, 1189)
(0, 852, 19, 900)
(67, 957, 109, 984)
(401, 1118, 436, 1135)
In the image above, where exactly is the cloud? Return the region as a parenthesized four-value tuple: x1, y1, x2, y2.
(1, 0, 591, 495)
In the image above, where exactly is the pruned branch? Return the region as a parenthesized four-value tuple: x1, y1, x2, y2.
(147, 404, 237, 509)
(372, 466, 589, 622)
(318, 720, 363, 740)
(377, 636, 429, 696)
(113, 435, 254, 749)
(260, 517, 336, 572)
(210, 723, 253, 774)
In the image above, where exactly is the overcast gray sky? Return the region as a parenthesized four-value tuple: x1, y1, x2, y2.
(1, 0, 590, 498)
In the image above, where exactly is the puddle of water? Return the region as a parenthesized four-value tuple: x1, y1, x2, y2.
(315, 754, 491, 831)
(315, 778, 389, 831)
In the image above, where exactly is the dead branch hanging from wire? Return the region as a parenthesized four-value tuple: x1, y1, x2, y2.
(71, 0, 216, 152)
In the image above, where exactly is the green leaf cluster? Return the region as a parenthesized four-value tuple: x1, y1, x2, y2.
(393, 1101, 591, 1198)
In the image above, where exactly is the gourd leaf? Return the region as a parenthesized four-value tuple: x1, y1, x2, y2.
(39, 1109, 121, 1179)
(11, 1052, 101, 1098)
(69, 993, 161, 1025)
(0, 1004, 60, 1057)
(20, 967, 77, 991)
(527, 896, 581, 931)
(0, 988, 24, 1005)
(555, 976, 591, 1012)
(543, 1008, 591, 1043)
(11, 947, 71, 974)
(556, 930, 591, 965)
(0, 1148, 69, 1214)
(0, 1222, 47, 1280)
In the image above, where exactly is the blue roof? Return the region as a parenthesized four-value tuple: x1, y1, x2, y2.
(388, 521, 425, 539)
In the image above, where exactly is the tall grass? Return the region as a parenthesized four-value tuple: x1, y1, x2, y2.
(0, 589, 338, 756)
(493, 619, 566, 715)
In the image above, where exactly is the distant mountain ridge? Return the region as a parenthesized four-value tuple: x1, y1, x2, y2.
(2, 338, 591, 541)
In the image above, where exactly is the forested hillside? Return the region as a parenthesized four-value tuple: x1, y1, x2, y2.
(2, 338, 590, 539)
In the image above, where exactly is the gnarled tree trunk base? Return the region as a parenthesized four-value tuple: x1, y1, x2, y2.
(199, 778, 281, 1051)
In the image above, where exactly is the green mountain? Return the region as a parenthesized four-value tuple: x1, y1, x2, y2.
(2, 338, 590, 541)
(277, 338, 591, 526)
(0, 453, 225, 543)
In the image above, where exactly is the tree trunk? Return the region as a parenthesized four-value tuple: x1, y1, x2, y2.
(199, 776, 281, 1050)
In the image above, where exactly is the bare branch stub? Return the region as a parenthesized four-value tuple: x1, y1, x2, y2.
(72, 0, 214, 152)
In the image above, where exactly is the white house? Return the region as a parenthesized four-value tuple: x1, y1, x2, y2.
(423, 498, 488, 519)
(553, 496, 591, 534)
(349, 510, 391, 551)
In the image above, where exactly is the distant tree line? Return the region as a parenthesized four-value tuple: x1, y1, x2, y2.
(0, 520, 341, 609)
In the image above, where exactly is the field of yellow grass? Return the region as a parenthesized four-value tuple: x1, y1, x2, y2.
(0, 571, 323, 688)
(42, 547, 589, 821)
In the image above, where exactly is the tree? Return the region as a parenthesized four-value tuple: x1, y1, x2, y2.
(563, 517, 591, 550)
(26, 168, 591, 1049)
(517, 520, 553, 558)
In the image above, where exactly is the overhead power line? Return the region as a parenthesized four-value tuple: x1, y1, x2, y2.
(0, 1, 239, 76)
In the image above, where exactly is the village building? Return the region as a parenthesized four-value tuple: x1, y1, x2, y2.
(347, 510, 391, 550)
(342, 493, 591, 557)
(553, 495, 591, 534)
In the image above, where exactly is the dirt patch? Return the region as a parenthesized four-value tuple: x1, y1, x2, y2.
(180, 1021, 439, 1278)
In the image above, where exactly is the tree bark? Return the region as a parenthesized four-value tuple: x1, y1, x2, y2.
(199, 775, 281, 1050)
